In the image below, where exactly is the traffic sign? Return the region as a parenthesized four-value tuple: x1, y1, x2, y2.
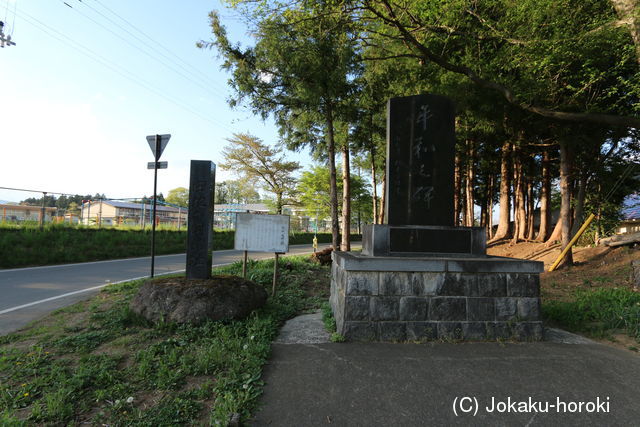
(147, 161, 168, 169)
(146, 134, 171, 160)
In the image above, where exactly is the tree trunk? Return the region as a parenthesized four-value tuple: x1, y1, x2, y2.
(512, 148, 526, 243)
(341, 140, 351, 251)
(526, 177, 535, 240)
(378, 165, 386, 224)
(276, 192, 283, 215)
(454, 152, 462, 226)
(517, 152, 527, 240)
(465, 140, 475, 226)
(570, 171, 588, 238)
(487, 173, 494, 239)
(537, 150, 552, 241)
(490, 141, 512, 242)
(370, 141, 378, 225)
(545, 216, 562, 246)
(557, 140, 574, 267)
(325, 104, 340, 250)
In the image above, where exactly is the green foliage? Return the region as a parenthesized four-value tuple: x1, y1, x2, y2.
(321, 302, 336, 333)
(0, 224, 186, 268)
(215, 179, 261, 204)
(165, 187, 189, 208)
(221, 133, 300, 214)
(543, 287, 640, 341)
(0, 255, 331, 425)
(330, 333, 346, 343)
(0, 223, 351, 268)
(297, 164, 373, 226)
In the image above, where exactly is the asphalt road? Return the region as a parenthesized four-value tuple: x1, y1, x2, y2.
(0, 243, 337, 335)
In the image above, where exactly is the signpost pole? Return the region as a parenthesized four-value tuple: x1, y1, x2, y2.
(145, 133, 171, 279)
(150, 135, 159, 278)
(272, 253, 280, 296)
(242, 250, 248, 278)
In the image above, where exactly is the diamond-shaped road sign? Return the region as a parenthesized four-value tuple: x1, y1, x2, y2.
(146, 134, 171, 160)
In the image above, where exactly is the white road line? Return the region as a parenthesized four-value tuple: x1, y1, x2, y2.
(0, 269, 183, 315)
(0, 244, 328, 273)
(0, 248, 336, 315)
(0, 253, 185, 273)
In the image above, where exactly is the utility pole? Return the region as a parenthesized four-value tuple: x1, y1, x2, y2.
(0, 21, 16, 48)
(98, 197, 103, 228)
(39, 192, 47, 228)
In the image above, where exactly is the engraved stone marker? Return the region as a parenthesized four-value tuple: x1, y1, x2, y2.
(386, 94, 455, 226)
(186, 160, 216, 279)
(362, 94, 485, 256)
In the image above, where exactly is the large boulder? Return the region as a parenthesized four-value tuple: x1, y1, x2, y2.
(130, 275, 268, 324)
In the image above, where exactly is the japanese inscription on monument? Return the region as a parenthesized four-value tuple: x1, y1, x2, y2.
(186, 160, 216, 279)
(386, 94, 455, 226)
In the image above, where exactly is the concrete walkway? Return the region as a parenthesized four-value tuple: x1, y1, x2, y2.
(252, 314, 640, 426)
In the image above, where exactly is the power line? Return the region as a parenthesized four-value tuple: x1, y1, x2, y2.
(601, 162, 637, 205)
(58, 0, 227, 100)
(9, 0, 16, 36)
(15, 9, 235, 133)
(0, 186, 147, 202)
(86, 0, 228, 93)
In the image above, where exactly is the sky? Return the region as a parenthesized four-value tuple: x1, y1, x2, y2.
(0, 0, 313, 204)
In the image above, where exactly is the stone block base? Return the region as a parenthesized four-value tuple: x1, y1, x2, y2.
(330, 252, 544, 342)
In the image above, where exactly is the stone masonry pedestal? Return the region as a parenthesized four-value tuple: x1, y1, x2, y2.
(330, 252, 544, 342)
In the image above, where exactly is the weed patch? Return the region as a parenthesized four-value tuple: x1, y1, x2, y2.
(543, 287, 640, 341)
(0, 255, 330, 424)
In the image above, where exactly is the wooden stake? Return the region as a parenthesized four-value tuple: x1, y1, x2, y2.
(548, 213, 596, 272)
(272, 253, 280, 296)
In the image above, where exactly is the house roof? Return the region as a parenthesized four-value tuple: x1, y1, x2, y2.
(0, 204, 56, 211)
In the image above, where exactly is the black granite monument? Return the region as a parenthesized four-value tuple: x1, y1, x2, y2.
(186, 160, 216, 279)
(363, 94, 485, 256)
(332, 94, 543, 342)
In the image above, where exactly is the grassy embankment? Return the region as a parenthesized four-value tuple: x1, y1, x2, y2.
(0, 255, 330, 425)
(0, 222, 359, 268)
(540, 246, 640, 350)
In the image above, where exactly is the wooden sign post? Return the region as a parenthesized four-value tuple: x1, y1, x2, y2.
(234, 213, 290, 295)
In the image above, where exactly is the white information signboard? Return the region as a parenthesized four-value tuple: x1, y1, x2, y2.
(234, 213, 290, 253)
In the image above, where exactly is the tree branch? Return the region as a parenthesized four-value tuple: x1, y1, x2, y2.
(367, 0, 640, 129)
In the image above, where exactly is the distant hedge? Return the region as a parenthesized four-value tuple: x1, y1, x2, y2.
(0, 224, 360, 269)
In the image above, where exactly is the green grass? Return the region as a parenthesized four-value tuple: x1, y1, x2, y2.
(543, 287, 640, 341)
(0, 222, 360, 268)
(0, 255, 330, 425)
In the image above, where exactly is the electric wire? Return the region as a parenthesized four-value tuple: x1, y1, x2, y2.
(85, 0, 228, 93)
(57, 0, 227, 100)
(601, 162, 637, 206)
(15, 9, 235, 134)
(0, 186, 154, 202)
(9, 0, 16, 35)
